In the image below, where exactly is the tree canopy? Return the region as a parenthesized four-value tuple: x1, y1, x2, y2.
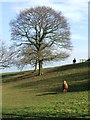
(10, 6, 72, 75)
(0, 41, 16, 69)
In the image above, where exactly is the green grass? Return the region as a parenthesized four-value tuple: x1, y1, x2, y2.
(1, 62, 90, 119)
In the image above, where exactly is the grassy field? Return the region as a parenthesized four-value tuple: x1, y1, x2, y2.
(1, 62, 90, 119)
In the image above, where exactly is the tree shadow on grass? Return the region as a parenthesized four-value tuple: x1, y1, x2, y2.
(37, 81, 89, 96)
(69, 81, 89, 92)
(3, 72, 38, 83)
(2, 117, 89, 120)
(45, 62, 88, 74)
(13, 72, 88, 89)
(2, 112, 90, 120)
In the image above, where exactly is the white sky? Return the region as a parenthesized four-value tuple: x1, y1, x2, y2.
(0, 0, 89, 73)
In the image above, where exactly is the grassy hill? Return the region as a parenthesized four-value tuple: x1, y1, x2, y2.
(1, 62, 90, 119)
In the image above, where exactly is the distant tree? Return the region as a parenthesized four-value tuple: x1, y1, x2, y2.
(0, 41, 15, 69)
(10, 6, 72, 75)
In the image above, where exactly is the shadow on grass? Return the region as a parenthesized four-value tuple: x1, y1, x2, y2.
(45, 62, 88, 74)
(2, 112, 90, 120)
(2, 70, 32, 78)
(37, 81, 89, 96)
(13, 70, 88, 89)
(36, 92, 58, 96)
(69, 81, 89, 92)
(2, 72, 38, 83)
(2, 62, 89, 83)
(2, 117, 89, 120)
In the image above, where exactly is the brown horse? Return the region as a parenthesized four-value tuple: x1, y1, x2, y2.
(63, 80, 68, 92)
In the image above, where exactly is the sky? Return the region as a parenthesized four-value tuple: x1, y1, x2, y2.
(0, 0, 89, 73)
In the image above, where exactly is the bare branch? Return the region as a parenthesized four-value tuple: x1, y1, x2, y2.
(10, 6, 72, 75)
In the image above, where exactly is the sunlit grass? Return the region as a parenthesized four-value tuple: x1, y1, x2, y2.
(2, 62, 90, 119)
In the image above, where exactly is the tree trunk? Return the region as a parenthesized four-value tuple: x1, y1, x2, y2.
(34, 60, 37, 72)
(38, 59, 43, 75)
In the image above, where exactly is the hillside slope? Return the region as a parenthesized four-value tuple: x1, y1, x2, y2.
(2, 62, 90, 119)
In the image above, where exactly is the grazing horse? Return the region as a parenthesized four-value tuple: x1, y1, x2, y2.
(63, 80, 68, 92)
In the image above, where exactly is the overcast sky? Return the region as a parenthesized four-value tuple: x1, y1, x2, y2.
(0, 0, 89, 73)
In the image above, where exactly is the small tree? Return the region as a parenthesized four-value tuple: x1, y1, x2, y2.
(0, 41, 15, 69)
(10, 6, 72, 75)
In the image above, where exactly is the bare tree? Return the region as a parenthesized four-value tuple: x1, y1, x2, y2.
(10, 6, 72, 75)
(0, 41, 15, 69)
(17, 44, 70, 72)
(16, 44, 38, 71)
